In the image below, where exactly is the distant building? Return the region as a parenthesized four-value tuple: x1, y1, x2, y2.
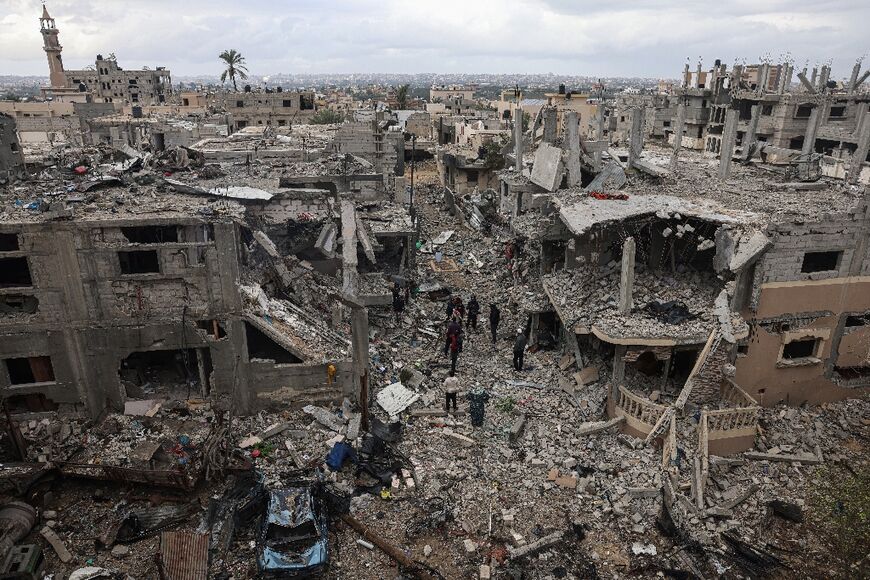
(430, 84, 476, 102)
(214, 90, 317, 131)
(38, 5, 172, 104)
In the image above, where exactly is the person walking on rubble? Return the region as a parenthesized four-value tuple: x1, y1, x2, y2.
(444, 371, 460, 412)
(445, 316, 462, 355)
(449, 332, 462, 374)
(392, 291, 405, 323)
(467, 295, 480, 330)
(489, 304, 501, 345)
(467, 385, 490, 427)
(452, 296, 465, 322)
(445, 295, 456, 320)
(513, 328, 527, 371)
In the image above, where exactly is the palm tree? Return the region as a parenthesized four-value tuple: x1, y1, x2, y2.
(396, 84, 409, 109)
(219, 49, 249, 92)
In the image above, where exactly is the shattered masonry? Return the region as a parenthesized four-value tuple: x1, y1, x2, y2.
(0, 6, 868, 579)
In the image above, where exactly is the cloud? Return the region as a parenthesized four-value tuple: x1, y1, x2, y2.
(0, 0, 867, 78)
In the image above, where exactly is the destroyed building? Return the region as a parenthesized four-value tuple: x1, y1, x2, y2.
(614, 58, 870, 183)
(0, 114, 25, 180)
(215, 89, 318, 130)
(38, 6, 173, 104)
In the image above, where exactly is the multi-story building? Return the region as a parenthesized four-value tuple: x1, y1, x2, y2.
(214, 90, 317, 131)
(38, 5, 172, 104)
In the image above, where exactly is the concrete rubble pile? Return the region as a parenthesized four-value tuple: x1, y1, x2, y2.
(1, 61, 869, 580)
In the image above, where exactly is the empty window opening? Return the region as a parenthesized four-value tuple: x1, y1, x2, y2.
(119, 250, 160, 274)
(236, 100, 244, 108)
(669, 348, 700, 385)
(801, 250, 841, 273)
(119, 348, 200, 399)
(5, 356, 55, 385)
(795, 104, 814, 118)
(0, 233, 19, 251)
(761, 104, 773, 116)
(4, 393, 58, 414)
(828, 106, 846, 118)
(245, 322, 302, 364)
(834, 366, 870, 383)
(782, 338, 819, 359)
(0, 294, 39, 315)
(635, 351, 664, 376)
(0, 257, 32, 288)
(197, 319, 227, 339)
(282, 99, 293, 108)
(845, 314, 869, 327)
(121, 225, 178, 244)
(300, 95, 315, 110)
(737, 343, 749, 356)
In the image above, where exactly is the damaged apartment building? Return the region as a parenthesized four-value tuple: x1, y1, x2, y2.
(613, 57, 870, 183)
(450, 65, 870, 458)
(0, 112, 416, 421)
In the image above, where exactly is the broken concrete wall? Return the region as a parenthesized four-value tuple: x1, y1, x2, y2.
(332, 121, 403, 176)
(0, 114, 25, 178)
(736, 202, 870, 406)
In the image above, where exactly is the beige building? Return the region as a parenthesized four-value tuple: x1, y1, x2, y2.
(430, 84, 476, 102)
(38, 6, 172, 105)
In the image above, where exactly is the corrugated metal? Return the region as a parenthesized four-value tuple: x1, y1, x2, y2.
(159, 531, 209, 580)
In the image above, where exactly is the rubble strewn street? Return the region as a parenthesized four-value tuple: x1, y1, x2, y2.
(1, 4, 869, 579)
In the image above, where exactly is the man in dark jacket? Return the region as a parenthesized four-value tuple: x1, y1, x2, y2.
(513, 328, 527, 371)
(489, 304, 500, 345)
(445, 317, 462, 355)
(467, 295, 480, 330)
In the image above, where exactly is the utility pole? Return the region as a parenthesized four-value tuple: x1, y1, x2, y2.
(410, 134, 416, 207)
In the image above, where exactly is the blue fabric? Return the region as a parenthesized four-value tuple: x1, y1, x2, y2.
(326, 442, 356, 471)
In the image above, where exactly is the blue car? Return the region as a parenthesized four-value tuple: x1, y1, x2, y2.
(256, 477, 329, 577)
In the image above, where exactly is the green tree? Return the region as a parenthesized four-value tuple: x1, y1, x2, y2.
(218, 49, 249, 92)
(396, 84, 409, 109)
(311, 109, 345, 125)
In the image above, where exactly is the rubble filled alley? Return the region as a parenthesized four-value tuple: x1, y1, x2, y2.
(0, 5, 869, 579)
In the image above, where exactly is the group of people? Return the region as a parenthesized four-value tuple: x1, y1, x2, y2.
(439, 293, 531, 425)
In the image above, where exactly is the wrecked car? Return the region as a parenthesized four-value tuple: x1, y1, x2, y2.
(256, 473, 329, 577)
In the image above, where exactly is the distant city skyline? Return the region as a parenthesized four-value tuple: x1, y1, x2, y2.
(0, 0, 867, 80)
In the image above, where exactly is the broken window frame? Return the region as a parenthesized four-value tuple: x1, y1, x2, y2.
(4, 355, 56, 386)
(118, 249, 161, 275)
(779, 336, 822, 363)
(800, 250, 842, 274)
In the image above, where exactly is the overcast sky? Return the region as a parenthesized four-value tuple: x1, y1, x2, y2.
(1, 0, 868, 80)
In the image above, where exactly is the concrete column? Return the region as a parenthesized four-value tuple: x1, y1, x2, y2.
(742, 104, 760, 161)
(669, 102, 686, 172)
(757, 63, 769, 93)
(849, 105, 870, 184)
(818, 66, 831, 91)
(564, 110, 582, 187)
(350, 305, 371, 426)
(618, 237, 635, 314)
(611, 344, 627, 403)
(542, 107, 557, 143)
(695, 62, 703, 89)
(594, 105, 606, 171)
(810, 67, 818, 88)
(849, 61, 862, 94)
(801, 106, 822, 157)
(514, 106, 524, 171)
(628, 107, 645, 168)
(719, 109, 739, 179)
(529, 313, 540, 347)
(683, 63, 690, 88)
(340, 200, 359, 296)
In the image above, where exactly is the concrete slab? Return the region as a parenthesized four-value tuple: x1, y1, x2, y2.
(530, 143, 564, 192)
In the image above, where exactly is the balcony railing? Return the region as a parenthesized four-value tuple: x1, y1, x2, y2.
(615, 385, 668, 435)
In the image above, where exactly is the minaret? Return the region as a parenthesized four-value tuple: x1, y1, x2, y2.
(40, 5, 66, 88)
